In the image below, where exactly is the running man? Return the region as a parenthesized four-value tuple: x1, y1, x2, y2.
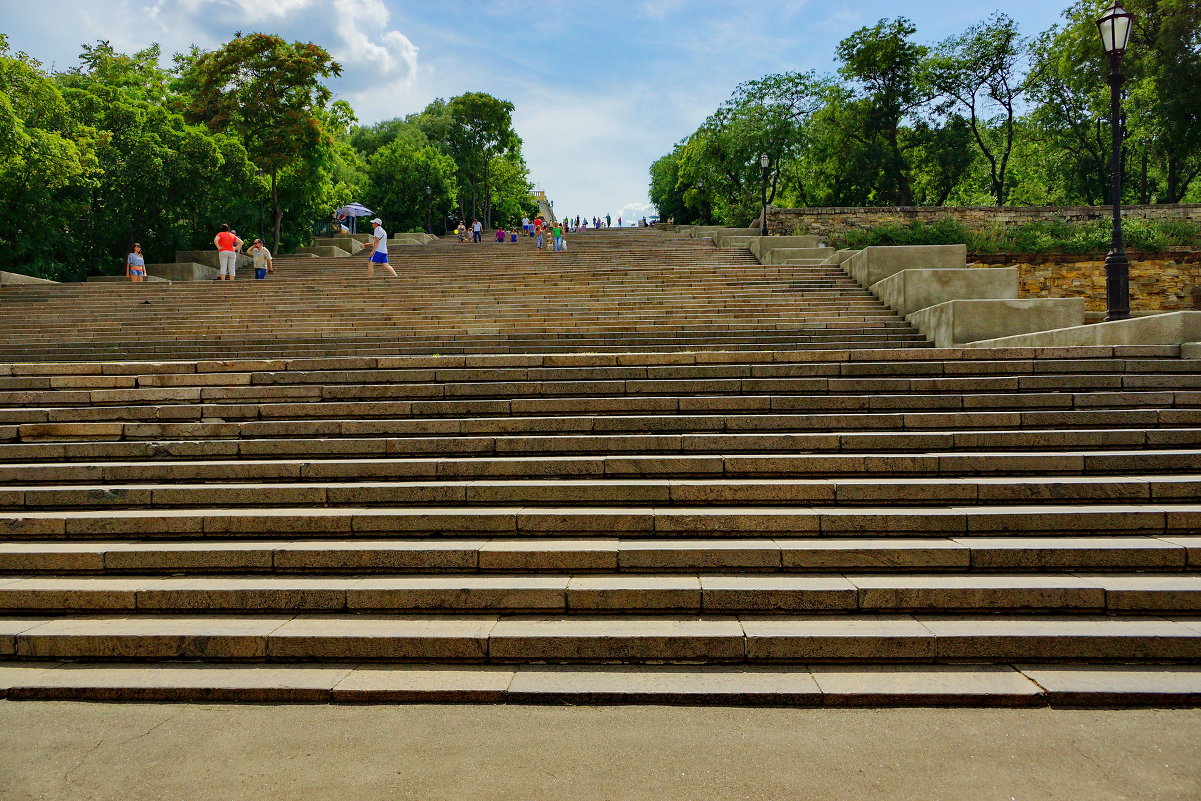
(365, 218, 398, 278)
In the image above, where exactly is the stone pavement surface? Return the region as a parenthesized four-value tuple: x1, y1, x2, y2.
(1, 702, 1199, 801)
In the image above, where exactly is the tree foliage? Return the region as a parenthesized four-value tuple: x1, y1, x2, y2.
(0, 33, 537, 280)
(651, 4, 1201, 225)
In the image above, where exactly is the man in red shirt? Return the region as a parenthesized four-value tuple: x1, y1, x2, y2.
(213, 224, 242, 281)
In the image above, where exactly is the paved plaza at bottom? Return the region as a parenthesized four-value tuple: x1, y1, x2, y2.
(1, 701, 1198, 800)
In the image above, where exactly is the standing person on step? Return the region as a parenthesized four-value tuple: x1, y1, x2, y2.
(552, 220, 564, 252)
(535, 218, 546, 250)
(126, 243, 146, 283)
(472, 219, 482, 243)
(213, 224, 242, 281)
(247, 238, 273, 279)
(456, 222, 467, 243)
(606, 213, 611, 228)
(365, 217, 398, 278)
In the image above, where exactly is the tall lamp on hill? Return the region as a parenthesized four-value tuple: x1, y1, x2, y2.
(1097, 1, 1135, 321)
(759, 154, 770, 237)
(256, 168, 265, 240)
(425, 185, 432, 234)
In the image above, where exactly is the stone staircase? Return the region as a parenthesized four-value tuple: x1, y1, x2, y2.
(0, 230, 1198, 705)
(0, 229, 927, 361)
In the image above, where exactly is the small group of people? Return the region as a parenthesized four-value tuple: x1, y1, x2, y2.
(124, 225, 274, 282)
(209, 225, 274, 281)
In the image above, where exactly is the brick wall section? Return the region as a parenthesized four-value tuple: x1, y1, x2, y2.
(767, 204, 1201, 238)
(967, 252, 1201, 314)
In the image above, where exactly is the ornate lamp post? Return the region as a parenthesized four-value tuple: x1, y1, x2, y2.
(696, 180, 704, 224)
(759, 154, 770, 237)
(256, 168, 265, 239)
(1097, 2, 1135, 321)
(424, 185, 432, 234)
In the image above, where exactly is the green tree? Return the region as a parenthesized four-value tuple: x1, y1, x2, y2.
(836, 18, 930, 205)
(180, 33, 342, 250)
(925, 13, 1027, 205)
(445, 93, 520, 228)
(364, 131, 458, 233)
(57, 41, 256, 272)
(0, 35, 95, 280)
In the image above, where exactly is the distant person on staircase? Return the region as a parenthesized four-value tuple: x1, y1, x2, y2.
(365, 217, 398, 278)
(456, 222, 467, 243)
(522, 216, 530, 236)
(126, 243, 146, 283)
(535, 219, 546, 250)
(618, 216, 622, 227)
(248, 239, 273, 280)
(213, 224, 242, 281)
(552, 221, 564, 252)
(472, 219, 482, 243)
(495, 227, 506, 243)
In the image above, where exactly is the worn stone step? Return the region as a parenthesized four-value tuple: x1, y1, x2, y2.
(0, 503, 1197, 540)
(4, 613, 1199, 663)
(13, 409, 1201, 444)
(5, 374, 1201, 409)
(4, 662, 1195, 706)
(1, 449, 1196, 485)
(1, 428, 1199, 463)
(9, 390, 1197, 428)
(0, 536, 1193, 575)
(1, 572, 1198, 613)
(2, 475, 1201, 510)
(0, 345, 1177, 377)
(5, 358, 1197, 392)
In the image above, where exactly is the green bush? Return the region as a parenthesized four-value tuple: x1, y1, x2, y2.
(830, 217, 1201, 254)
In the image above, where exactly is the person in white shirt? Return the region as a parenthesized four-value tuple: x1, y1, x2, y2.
(472, 219, 482, 243)
(365, 218, 398, 278)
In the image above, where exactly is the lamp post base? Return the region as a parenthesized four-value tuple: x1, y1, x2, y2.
(1104, 249, 1132, 322)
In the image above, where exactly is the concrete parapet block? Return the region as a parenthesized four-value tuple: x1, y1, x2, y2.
(823, 250, 859, 267)
(762, 247, 836, 266)
(748, 236, 824, 259)
(967, 310, 1201, 348)
(295, 246, 352, 258)
(315, 237, 366, 255)
(176, 251, 252, 270)
(714, 235, 760, 249)
(146, 263, 217, 282)
(872, 268, 1019, 318)
(844, 245, 967, 287)
(0, 271, 57, 284)
(907, 298, 1085, 348)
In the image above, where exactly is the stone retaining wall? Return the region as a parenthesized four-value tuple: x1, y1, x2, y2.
(966, 252, 1201, 314)
(767, 204, 1201, 238)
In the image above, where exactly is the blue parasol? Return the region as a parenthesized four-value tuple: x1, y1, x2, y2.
(335, 203, 374, 233)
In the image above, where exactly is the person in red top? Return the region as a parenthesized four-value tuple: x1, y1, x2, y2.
(213, 224, 242, 281)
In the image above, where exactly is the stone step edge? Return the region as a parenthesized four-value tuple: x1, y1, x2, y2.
(0, 346, 1182, 376)
(1, 662, 1198, 706)
(0, 535, 1195, 574)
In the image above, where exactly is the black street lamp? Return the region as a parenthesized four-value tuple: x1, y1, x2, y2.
(424, 185, 432, 234)
(256, 168, 265, 240)
(696, 180, 704, 224)
(1097, 2, 1135, 321)
(759, 153, 770, 237)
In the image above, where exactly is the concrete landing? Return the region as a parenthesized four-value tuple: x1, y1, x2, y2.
(2, 702, 1198, 800)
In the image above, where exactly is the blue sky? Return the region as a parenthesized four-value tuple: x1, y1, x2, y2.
(4, 0, 1074, 221)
